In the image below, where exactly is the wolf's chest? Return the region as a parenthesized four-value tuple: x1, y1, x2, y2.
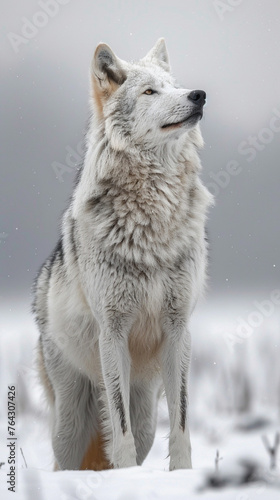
(89, 180, 192, 267)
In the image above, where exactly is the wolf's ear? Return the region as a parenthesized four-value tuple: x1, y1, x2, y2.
(91, 43, 127, 93)
(142, 38, 170, 72)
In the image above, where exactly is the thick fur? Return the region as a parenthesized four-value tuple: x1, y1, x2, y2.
(33, 38, 213, 471)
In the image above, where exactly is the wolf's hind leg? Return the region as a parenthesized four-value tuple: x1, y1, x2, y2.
(52, 369, 99, 470)
(42, 341, 99, 470)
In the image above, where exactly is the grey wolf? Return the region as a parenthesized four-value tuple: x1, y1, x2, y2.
(33, 38, 213, 471)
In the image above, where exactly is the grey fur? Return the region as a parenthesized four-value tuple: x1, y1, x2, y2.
(33, 38, 213, 471)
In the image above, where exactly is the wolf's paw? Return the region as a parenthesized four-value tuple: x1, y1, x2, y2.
(113, 457, 138, 468)
(112, 434, 137, 469)
(169, 456, 192, 471)
(169, 431, 192, 470)
(112, 452, 137, 469)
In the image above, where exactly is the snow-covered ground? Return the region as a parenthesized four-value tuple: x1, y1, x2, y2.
(0, 295, 280, 499)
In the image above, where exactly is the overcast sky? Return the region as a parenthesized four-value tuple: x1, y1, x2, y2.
(1, 0, 279, 302)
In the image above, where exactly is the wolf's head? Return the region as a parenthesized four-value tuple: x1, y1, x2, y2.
(90, 39, 206, 151)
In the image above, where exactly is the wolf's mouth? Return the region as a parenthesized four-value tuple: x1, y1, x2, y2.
(161, 111, 203, 130)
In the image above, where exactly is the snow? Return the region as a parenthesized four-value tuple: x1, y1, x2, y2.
(0, 297, 280, 499)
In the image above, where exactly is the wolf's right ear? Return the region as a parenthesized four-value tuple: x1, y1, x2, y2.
(91, 43, 127, 94)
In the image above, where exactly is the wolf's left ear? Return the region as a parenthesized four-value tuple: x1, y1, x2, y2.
(142, 38, 170, 72)
(91, 43, 127, 92)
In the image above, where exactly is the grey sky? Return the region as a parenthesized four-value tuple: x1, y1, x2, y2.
(1, 0, 279, 300)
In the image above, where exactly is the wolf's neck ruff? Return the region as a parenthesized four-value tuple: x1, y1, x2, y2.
(73, 133, 211, 268)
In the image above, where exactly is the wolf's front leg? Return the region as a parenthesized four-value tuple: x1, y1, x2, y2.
(99, 314, 137, 468)
(160, 315, 192, 471)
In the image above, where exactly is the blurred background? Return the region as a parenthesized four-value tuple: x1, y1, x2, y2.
(0, 0, 280, 472)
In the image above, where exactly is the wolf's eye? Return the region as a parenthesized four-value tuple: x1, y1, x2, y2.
(143, 89, 156, 95)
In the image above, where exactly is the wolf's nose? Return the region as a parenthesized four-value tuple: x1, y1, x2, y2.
(188, 90, 206, 105)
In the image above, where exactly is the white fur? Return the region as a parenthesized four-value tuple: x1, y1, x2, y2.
(33, 38, 213, 471)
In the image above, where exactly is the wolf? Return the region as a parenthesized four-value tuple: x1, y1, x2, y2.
(33, 38, 213, 471)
